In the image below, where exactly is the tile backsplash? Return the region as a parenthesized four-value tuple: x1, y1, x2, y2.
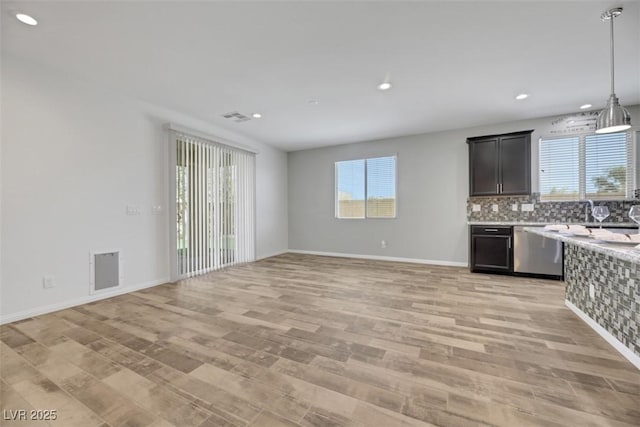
(564, 244, 639, 357)
(467, 193, 638, 223)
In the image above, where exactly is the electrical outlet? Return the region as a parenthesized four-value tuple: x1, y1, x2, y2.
(492, 204, 499, 212)
(126, 205, 141, 215)
(472, 204, 481, 212)
(152, 205, 163, 215)
(512, 204, 518, 211)
(42, 276, 55, 289)
(381, 240, 387, 249)
(521, 203, 534, 212)
(589, 283, 595, 299)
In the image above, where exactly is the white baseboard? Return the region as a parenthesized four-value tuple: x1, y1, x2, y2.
(0, 278, 170, 325)
(565, 300, 640, 370)
(256, 249, 289, 261)
(288, 249, 468, 268)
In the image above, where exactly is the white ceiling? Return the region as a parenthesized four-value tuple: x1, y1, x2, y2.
(2, 1, 639, 151)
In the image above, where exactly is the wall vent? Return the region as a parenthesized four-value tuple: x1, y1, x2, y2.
(221, 111, 251, 123)
(90, 250, 123, 294)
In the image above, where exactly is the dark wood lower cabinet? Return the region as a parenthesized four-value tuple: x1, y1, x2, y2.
(470, 226, 513, 273)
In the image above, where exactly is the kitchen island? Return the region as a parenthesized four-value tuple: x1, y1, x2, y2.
(525, 227, 640, 369)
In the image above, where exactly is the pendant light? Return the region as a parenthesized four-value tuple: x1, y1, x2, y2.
(595, 7, 631, 134)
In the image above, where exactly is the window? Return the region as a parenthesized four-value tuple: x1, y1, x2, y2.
(539, 136, 580, 200)
(539, 131, 633, 201)
(335, 156, 396, 218)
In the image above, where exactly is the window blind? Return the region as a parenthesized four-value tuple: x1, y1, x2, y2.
(539, 137, 580, 201)
(366, 156, 396, 218)
(585, 133, 632, 200)
(171, 131, 255, 279)
(335, 156, 396, 218)
(539, 131, 632, 201)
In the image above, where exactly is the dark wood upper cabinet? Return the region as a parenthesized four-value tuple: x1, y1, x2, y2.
(467, 130, 532, 197)
(469, 138, 499, 196)
(499, 134, 531, 195)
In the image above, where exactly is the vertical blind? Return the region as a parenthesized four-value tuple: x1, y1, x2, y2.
(539, 131, 632, 201)
(335, 156, 396, 218)
(171, 131, 255, 279)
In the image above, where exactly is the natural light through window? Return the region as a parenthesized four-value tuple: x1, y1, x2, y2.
(539, 137, 580, 200)
(335, 156, 396, 218)
(539, 132, 632, 201)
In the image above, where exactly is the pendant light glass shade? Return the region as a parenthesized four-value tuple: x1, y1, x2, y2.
(595, 7, 632, 134)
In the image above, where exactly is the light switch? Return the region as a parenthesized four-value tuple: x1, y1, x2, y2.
(42, 276, 55, 289)
(512, 204, 518, 211)
(472, 204, 481, 212)
(492, 204, 499, 212)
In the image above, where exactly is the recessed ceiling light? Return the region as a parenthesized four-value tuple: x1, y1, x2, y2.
(307, 99, 320, 105)
(568, 120, 576, 124)
(580, 104, 592, 109)
(377, 82, 392, 91)
(251, 113, 262, 119)
(16, 13, 38, 26)
(515, 93, 529, 100)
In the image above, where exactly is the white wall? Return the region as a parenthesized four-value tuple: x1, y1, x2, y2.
(0, 55, 288, 322)
(288, 106, 640, 265)
(256, 142, 289, 260)
(0, 34, 4, 310)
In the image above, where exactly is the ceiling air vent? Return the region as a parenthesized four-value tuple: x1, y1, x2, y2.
(222, 111, 251, 123)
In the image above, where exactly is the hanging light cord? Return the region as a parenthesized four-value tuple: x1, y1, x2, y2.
(609, 13, 615, 95)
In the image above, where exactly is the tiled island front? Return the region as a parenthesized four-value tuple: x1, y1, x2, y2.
(525, 228, 640, 369)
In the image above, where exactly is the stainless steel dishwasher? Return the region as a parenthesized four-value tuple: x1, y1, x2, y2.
(513, 226, 563, 279)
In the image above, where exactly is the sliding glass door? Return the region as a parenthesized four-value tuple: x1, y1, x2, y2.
(169, 130, 255, 279)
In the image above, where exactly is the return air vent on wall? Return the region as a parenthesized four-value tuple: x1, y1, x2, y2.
(221, 111, 252, 122)
(90, 250, 123, 294)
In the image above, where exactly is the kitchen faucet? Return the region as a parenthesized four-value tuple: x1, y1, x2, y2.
(584, 199, 594, 222)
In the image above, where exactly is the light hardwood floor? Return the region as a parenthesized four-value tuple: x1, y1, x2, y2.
(1, 253, 639, 427)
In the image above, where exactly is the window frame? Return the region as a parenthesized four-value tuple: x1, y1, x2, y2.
(538, 130, 635, 202)
(334, 155, 398, 219)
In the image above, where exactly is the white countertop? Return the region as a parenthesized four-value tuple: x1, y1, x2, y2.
(524, 227, 640, 264)
(468, 221, 637, 227)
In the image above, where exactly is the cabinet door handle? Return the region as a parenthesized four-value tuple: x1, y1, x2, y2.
(508, 237, 511, 249)
(497, 183, 500, 193)
(484, 229, 499, 232)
